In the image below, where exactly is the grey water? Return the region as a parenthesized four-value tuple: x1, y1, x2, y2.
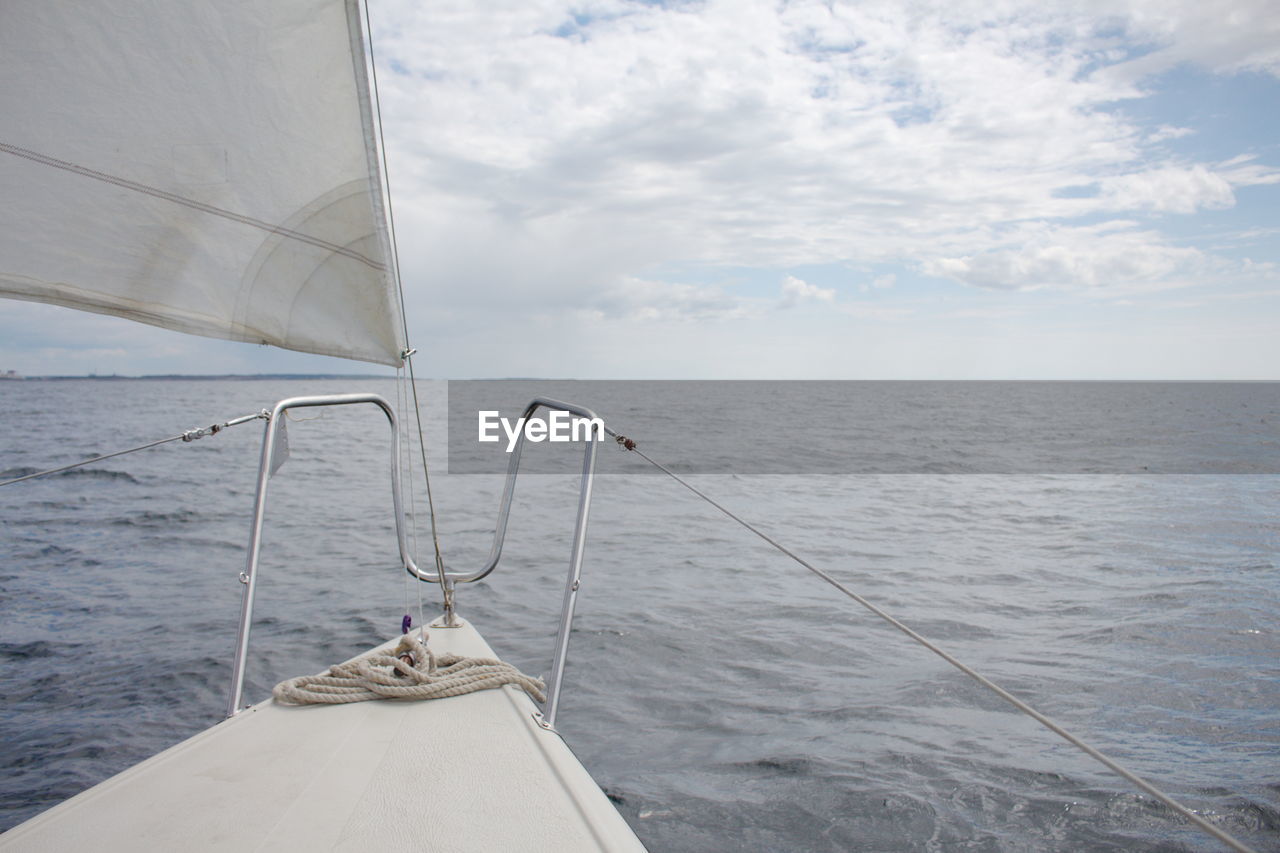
(1, 378, 1277, 852)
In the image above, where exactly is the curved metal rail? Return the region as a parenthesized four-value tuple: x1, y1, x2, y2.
(225, 394, 606, 728)
(226, 393, 424, 717)
(438, 397, 604, 726)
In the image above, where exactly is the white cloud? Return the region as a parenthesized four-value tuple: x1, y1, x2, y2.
(581, 276, 760, 323)
(372, 0, 1276, 305)
(1099, 165, 1235, 213)
(778, 275, 835, 309)
(345, 1, 1280, 376)
(1147, 125, 1194, 143)
(1098, 0, 1280, 81)
(861, 274, 897, 292)
(921, 222, 1207, 291)
(834, 303, 915, 321)
(945, 306, 1031, 320)
(1216, 155, 1280, 188)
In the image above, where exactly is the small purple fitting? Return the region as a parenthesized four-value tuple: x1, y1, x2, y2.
(401, 614, 412, 635)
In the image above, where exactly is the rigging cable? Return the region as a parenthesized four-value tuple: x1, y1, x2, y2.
(395, 363, 413, 623)
(361, 0, 448, 600)
(609, 431, 1259, 853)
(395, 360, 428, 640)
(0, 410, 269, 488)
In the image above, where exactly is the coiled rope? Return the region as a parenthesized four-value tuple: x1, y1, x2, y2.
(272, 632, 545, 706)
(609, 432, 1259, 853)
(0, 410, 269, 488)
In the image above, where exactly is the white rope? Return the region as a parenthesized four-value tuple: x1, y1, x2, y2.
(272, 632, 545, 706)
(612, 435, 1260, 853)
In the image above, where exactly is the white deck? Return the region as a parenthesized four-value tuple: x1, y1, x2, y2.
(1, 619, 646, 852)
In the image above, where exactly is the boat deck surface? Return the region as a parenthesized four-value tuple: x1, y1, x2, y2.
(1, 619, 645, 852)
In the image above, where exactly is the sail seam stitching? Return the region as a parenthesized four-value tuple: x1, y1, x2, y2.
(0, 141, 384, 270)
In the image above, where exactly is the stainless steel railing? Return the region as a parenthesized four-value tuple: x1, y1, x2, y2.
(438, 397, 604, 726)
(224, 394, 605, 729)
(226, 393, 422, 717)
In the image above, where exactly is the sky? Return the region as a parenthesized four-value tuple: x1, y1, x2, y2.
(2, 0, 1278, 378)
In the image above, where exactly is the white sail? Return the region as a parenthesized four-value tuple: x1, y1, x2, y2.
(0, 0, 405, 366)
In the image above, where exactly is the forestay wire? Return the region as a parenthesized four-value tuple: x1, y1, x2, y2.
(395, 363, 428, 640)
(609, 433, 1258, 853)
(362, 0, 449, 599)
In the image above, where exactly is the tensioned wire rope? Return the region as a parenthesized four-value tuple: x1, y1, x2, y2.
(0, 411, 269, 488)
(362, 0, 448, 610)
(396, 360, 428, 638)
(607, 432, 1259, 853)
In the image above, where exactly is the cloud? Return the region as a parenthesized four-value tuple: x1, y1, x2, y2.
(945, 306, 1031, 320)
(581, 275, 760, 322)
(1099, 0, 1280, 81)
(376, 2, 1137, 265)
(1235, 227, 1280, 241)
(360, 0, 1279, 348)
(921, 222, 1207, 291)
(1099, 165, 1235, 213)
(1147, 125, 1194, 143)
(1216, 154, 1280, 188)
(834, 303, 915, 321)
(861, 274, 897, 292)
(778, 275, 835, 309)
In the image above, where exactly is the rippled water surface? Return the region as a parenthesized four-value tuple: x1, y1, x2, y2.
(1, 379, 1277, 851)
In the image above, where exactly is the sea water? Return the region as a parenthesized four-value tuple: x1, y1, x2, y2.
(1, 378, 1277, 852)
